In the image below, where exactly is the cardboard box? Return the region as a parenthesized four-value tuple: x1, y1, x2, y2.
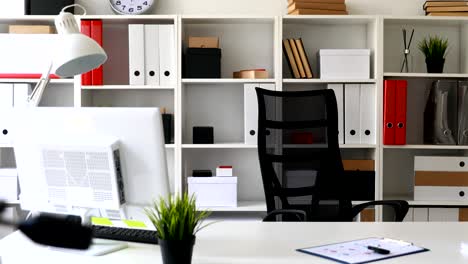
(318, 49, 370, 79)
(0, 168, 18, 201)
(188, 37, 219, 48)
(9, 25, 55, 34)
(188, 176, 237, 207)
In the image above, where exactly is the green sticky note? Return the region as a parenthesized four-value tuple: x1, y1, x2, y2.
(123, 220, 147, 228)
(91, 217, 113, 226)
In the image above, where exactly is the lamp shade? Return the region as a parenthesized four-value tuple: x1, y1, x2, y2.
(54, 33, 107, 77)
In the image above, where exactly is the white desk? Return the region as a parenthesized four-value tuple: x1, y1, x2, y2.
(1, 222, 468, 264)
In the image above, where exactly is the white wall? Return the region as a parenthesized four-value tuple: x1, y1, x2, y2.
(76, 0, 426, 16)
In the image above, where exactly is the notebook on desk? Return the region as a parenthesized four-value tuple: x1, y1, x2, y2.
(297, 237, 429, 264)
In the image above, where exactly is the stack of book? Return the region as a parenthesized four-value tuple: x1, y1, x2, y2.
(424, 1, 468, 16)
(287, 0, 348, 15)
(283, 38, 313, 79)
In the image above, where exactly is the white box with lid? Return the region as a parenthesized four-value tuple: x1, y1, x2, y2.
(318, 49, 371, 79)
(0, 168, 18, 201)
(188, 177, 237, 207)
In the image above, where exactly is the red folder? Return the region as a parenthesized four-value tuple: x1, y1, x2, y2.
(91, 20, 103, 85)
(395, 80, 407, 145)
(80, 20, 92, 86)
(383, 80, 396, 145)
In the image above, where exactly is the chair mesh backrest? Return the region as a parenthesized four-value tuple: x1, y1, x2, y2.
(256, 88, 350, 220)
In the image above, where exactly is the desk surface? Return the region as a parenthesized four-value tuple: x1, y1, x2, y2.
(1, 222, 467, 264)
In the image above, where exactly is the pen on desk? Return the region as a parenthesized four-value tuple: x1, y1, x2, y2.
(367, 246, 391, 255)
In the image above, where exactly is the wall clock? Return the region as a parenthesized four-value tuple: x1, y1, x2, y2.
(109, 0, 154, 15)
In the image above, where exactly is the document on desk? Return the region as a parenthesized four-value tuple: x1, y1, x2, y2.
(297, 237, 429, 264)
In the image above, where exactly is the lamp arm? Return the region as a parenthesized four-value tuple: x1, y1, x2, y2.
(28, 63, 53, 107)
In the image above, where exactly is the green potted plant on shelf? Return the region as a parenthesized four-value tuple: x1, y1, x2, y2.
(144, 193, 211, 264)
(418, 35, 449, 73)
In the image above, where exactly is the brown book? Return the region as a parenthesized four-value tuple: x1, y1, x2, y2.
(427, 6, 468, 12)
(288, 2, 346, 13)
(289, 39, 306, 78)
(427, 11, 468, 16)
(288, 9, 348, 15)
(283, 39, 301, 79)
(288, 0, 345, 5)
(424, 1, 468, 10)
(294, 39, 313, 78)
(8, 25, 55, 34)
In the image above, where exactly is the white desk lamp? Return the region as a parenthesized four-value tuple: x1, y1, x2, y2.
(28, 4, 107, 107)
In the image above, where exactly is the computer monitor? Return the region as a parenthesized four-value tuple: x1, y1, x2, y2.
(12, 107, 170, 219)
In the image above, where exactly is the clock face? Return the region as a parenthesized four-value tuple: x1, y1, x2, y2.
(109, 0, 154, 15)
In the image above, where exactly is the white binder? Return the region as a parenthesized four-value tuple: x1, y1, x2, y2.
(328, 84, 344, 144)
(359, 84, 376, 144)
(0, 84, 13, 108)
(128, 24, 145, 85)
(13, 83, 32, 108)
(159, 25, 175, 86)
(244, 83, 275, 145)
(144, 25, 160, 86)
(0, 84, 13, 145)
(344, 84, 361, 144)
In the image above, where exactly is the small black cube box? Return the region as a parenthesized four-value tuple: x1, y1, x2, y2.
(192, 170, 213, 177)
(25, 0, 75, 15)
(185, 48, 221, 78)
(193, 127, 214, 144)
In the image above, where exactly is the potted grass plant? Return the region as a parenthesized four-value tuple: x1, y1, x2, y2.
(418, 35, 449, 73)
(144, 193, 211, 264)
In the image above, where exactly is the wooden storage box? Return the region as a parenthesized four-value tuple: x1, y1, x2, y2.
(188, 37, 219, 48)
(414, 156, 468, 201)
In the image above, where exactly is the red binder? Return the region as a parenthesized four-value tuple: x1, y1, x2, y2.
(383, 80, 396, 145)
(80, 20, 92, 86)
(91, 20, 103, 85)
(395, 80, 407, 145)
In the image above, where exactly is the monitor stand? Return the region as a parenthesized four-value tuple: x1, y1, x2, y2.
(49, 239, 128, 256)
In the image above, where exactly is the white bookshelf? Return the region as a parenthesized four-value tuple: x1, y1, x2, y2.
(2, 14, 468, 220)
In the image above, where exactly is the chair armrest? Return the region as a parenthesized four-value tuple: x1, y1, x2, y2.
(263, 209, 307, 222)
(351, 200, 409, 222)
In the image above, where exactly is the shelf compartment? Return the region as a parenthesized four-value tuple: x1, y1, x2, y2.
(182, 78, 275, 84)
(82, 85, 174, 90)
(183, 149, 264, 205)
(182, 18, 276, 79)
(282, 16, 378, 80)
(383, 18, 468, 74)
(283, 79, 376, 84)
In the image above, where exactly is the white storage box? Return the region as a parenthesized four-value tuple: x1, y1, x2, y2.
(188, 177, 237, 207)
(318, 49, 370, 79)
(216, 166, 233, 177)
(0, 168, 18, 201)
(414, 156, 468, 201)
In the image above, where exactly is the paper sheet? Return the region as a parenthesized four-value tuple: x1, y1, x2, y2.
(297, 237, 428, 264)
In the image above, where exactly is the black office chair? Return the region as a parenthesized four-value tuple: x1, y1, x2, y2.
(255, 88, 409, 222)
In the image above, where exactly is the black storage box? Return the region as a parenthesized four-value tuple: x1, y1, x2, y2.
(193, 126, 214, 144)
(25, 0, 75, 15)
(185, 48, 221, 78)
